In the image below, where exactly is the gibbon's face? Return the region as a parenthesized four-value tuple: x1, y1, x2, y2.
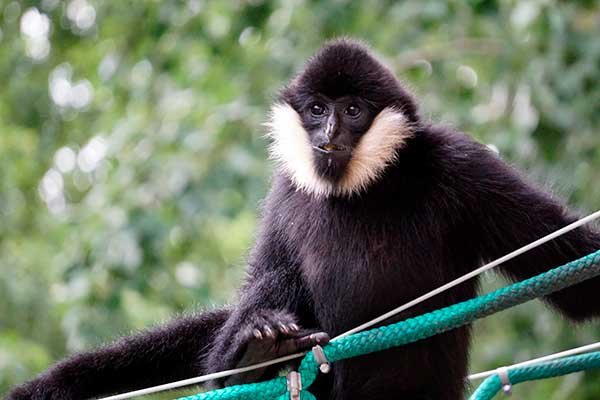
(267, 39, 419, 198)
(300, 95, 377, 182)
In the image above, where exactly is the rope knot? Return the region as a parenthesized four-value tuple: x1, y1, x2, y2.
(496, 366, 512, 396)
(312, 345, 331, 374)
(286, 371, 302, 400)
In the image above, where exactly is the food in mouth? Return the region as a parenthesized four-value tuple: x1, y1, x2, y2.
(315, 143, 347, 153)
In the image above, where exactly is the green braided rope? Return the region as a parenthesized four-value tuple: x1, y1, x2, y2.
(180, 377, 288, 400)
(179, 249, 600, 400)
(275, 391, 316, 400)
(469, 351, 600, 400)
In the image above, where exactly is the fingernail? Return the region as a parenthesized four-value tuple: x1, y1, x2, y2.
(263, 325, 274, 338)
(278, 323, 289, 334)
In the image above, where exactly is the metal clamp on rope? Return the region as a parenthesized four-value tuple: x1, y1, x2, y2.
(312, 345, 331, 374)
(287, 371, 302, 400)
(496, 366, 512, 396)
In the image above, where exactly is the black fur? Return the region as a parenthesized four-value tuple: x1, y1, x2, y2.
(206, 39, 600, 399)
(6, 39, 600, 400)
(281, 38, 418, 122)
(5, 309, 229, 399)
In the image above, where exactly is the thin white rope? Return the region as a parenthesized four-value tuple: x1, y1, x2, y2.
(98, 209, 600, 400)
(332, 209, 600, 341)
(98, 352, 305, 400)
(468, 341, 600, 381)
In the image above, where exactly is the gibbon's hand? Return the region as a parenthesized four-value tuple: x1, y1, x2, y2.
(223, 309, 329, 386)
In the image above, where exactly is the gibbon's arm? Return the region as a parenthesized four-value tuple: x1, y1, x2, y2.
(5, 309, 229, 400)
(203, 216, 325, 388)
(461, 138, 600, 321)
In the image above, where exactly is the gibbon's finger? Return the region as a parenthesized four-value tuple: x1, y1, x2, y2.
(263, 325, 275, 339)
(235, 331, 278, 370)
(277, 323, 304, 338)
(227, 336, 275, 386)
(276, 332, 330, 356)
(278, 322, 290, 335)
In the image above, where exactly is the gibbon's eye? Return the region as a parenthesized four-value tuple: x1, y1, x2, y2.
(345, 104, 361, 117)
(310, 103, 326, 116)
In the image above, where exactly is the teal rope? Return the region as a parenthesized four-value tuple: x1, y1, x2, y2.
(469, 351, 600, 400)
(179, 249, 600, 400)
(275, 392, 316, 400)
(179, 377, 288, 400)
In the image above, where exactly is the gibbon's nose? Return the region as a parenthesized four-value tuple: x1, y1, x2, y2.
(324, 113, 338, 141)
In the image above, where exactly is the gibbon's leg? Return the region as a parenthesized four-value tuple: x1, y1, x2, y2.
(6, 309, 228, 400)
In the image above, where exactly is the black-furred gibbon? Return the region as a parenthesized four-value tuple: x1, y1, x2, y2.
(7, 39, 600, 400)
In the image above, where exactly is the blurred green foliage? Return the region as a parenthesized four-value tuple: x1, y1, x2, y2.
(0, 0, 599, 398)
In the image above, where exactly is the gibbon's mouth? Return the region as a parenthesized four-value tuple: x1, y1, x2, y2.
(313, 143, 351, 155)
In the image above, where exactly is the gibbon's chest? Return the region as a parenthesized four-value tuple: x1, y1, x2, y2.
(285, 194, 469, 336)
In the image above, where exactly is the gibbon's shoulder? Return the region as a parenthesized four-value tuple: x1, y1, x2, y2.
(415, 123, 534, 200)
(416, 123, 493, 157)
(411, 123, 504, 173)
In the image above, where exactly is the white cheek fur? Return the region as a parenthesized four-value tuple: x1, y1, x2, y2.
(265, 103, 413, 198)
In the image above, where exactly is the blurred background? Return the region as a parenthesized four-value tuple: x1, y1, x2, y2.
(1, 0, 599, 398)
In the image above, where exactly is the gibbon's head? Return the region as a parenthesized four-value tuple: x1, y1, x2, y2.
(267, 38, 419, 198)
